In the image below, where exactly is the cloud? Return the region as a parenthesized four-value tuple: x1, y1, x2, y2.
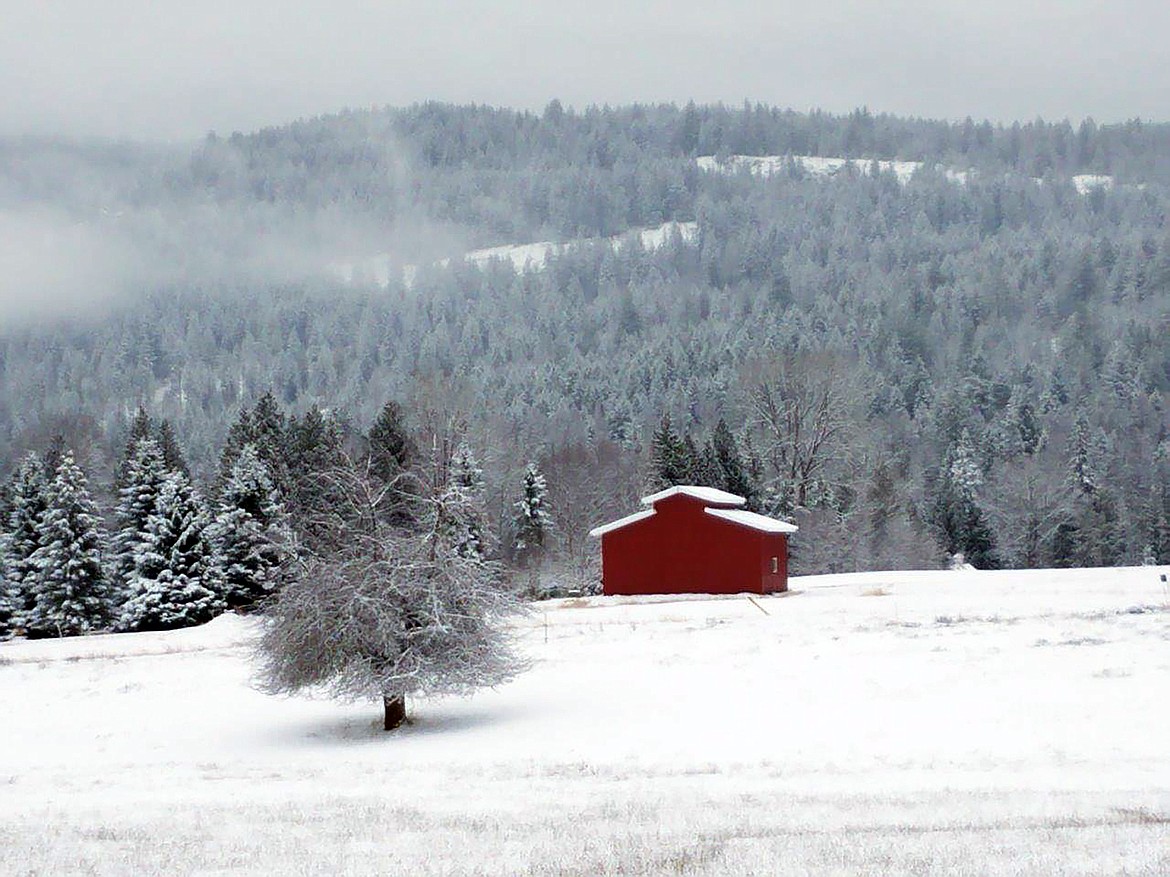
(0, 1, 1166, 142)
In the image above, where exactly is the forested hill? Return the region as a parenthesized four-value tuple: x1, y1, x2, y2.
(2, 102, 1169, 576)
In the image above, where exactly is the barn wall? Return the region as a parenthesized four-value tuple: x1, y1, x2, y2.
(601, 495, 778, 595)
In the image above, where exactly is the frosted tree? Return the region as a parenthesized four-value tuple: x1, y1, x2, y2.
(213, 443, 293, 610)
(0, 535, 12, 637)
(927, 431, 998, 569)
(111, 437, 169, 597)
(120, 472, 224, 631)
(254, 464, 526, 731)
(512, 461, 553, 569)
(4, 454, 49, 631)
(445, 441, 489, 561)
(648, 414, 690, 489)
(27, 451, 113, 637)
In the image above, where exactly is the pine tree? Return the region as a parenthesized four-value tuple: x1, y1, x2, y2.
(444, 442, 489, 561)
(115, 406, 156, 491)
(120, 472, 224, 631)
(927, 432, 999, 569)
(111, 437, 169, 597)
(368, 400, 416, 485)
(283, 405, 345, 545)
(27, 451, 113, 637)
(213, 444, 293, 610)
(710, 419, 757, 505)
(5, 454, 49, 631)
(0, 533, 13, 637)
(648, 414, 690, 489)
(156, 419, 190, 477)
(512, 462, 553, 568)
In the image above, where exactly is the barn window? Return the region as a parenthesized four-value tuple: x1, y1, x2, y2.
(771, 557, 779, 574)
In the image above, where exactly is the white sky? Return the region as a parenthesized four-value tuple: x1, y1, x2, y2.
(1, 0, 1168, 140)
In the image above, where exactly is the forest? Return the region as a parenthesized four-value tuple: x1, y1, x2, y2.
(1, 101, 1168, 610)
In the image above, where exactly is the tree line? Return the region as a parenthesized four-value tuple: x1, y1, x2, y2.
(0, 395, 554, 639)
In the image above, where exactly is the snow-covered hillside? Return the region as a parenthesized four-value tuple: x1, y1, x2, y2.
(2, 566, 1167, 874)
(332, 220, 698, 289)
(697, 154, 1117, 193)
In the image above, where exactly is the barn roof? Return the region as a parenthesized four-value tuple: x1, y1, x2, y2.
(640, 485, 746, 507)
(588, 508, 656, 538)
(704, 507, 799, 534)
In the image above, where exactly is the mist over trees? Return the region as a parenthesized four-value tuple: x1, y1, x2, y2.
(1, 101, 1169, 583)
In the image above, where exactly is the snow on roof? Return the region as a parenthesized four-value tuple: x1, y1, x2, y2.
(640, 486, 745, 507)
(704, 507, 798, 534)
(589, 508, 655, 538)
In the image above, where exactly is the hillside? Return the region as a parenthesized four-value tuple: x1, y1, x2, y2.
(2, 566, 1167, 874)
(2, 102, 1169, 578)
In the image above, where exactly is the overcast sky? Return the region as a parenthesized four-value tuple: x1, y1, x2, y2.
(2, 0, 1168, 141)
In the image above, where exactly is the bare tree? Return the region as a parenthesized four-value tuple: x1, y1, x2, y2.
(743, 354, 858, 511)
(254, 456, 527, 731)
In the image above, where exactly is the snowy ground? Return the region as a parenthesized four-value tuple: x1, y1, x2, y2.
(2, 566, 1168, 875)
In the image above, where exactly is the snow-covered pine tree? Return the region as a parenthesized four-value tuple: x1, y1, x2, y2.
(710, 418, 758, 507)
(5, 453, 50, 632)
(27, 451, 113, 637)
(445, 441, 489, 561)
(648, 414, 690, 489)
(120, 472, 224, 631)
(512, 461, 553, 568)
(156, 419, 190, 477)
(213, 443, 293, 610)
(115, 407, 155, 491)
(927, 431, 999, 569)
(111, 437, 169, 597)
(0, 532, 13, 637)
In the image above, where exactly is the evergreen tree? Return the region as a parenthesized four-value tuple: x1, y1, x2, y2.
(5, 454, 50, 631)
(249, 391, 289, 489)
(156, 419, 190, 477)
(710, 419, 757, 506)
(368, 400, 416, 485)
(27, 451, 113, 637)
(445, 441, 489, 561)
(111, 437, 169, 597)
(1067, 412, 1100, 496)
(368, 400, 418, 527)
(648, 414, 691, 489)
(120, 472, 224, 631)
(512, 462, 553, 568)
(115, 406, 156, 491)
(927, 432, 999, 569)
(213, 444, 293, 610)
(283, 405, 345, 546)
(0, 533, 12, 637)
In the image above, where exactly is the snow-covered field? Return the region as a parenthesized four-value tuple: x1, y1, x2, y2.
(2, 566, 1168, 875)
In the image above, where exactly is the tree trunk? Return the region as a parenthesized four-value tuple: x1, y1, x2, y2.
(383, 694, 406, 731)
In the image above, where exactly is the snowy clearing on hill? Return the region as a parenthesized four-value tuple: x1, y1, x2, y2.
(696, 154, 1122, 194)
(2, 566, 1168, 875)
(331, 220, 699, 289)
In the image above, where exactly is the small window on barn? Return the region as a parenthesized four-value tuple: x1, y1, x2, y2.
(771, 557, 779, 574)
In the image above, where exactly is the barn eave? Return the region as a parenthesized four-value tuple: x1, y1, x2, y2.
(589, 508, 656, 538)
(703, 507, 798, 534)
(640, 485, 746, 507)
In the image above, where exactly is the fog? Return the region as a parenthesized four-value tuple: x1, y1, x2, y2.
(2, 1, 1168, 141)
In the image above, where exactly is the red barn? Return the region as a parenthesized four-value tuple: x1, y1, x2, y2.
(589, 485, 798, 596)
